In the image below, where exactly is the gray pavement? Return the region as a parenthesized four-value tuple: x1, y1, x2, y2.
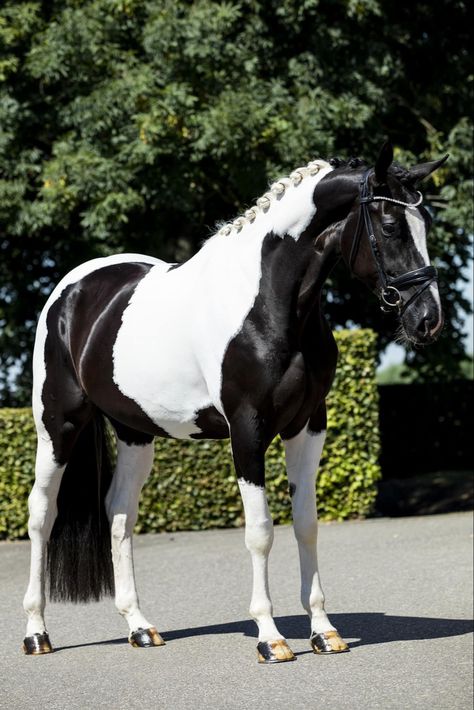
(0, 512, 472, 710)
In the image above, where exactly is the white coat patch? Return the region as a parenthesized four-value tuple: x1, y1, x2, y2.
(405, 209, 442, 317)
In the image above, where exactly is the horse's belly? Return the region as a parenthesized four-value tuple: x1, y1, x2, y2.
(153, 404, 230, 440)
(113, 342, 219, 438)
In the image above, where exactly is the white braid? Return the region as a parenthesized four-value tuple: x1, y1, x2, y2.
(215, 158, 329, 238)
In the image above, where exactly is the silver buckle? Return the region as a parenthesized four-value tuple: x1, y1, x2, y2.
(380, 286, 402, 312)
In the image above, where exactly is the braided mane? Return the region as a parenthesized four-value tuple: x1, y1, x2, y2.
(214, 155, 405, 240)
(215, 158, 331, 239)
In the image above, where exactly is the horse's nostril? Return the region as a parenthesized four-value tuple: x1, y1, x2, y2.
(417, 312, 441, 339)
(417, 317, 432, 336)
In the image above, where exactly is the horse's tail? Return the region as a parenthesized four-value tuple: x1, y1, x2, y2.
(47, 411, 115, 602)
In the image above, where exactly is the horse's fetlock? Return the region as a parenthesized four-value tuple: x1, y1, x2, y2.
(249, 601, 273, 621)
(115, 596, 138, 618)
(23, 596, 42, 616)
(116, 604, 130, 618)
(309, 590, 325, 611)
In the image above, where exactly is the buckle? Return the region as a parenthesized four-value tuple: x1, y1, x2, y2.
(380, 286, 402, 312)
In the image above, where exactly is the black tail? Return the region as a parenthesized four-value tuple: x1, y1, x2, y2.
(47, 411, 115, 602)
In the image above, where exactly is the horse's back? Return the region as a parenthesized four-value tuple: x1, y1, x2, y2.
(40, 254, 166, 311)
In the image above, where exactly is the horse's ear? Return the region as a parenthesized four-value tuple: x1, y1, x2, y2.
(407, 154, 449, 184)
(374, 140, 393, 183)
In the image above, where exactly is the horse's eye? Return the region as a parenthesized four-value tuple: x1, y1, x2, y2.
(382, 223, 396, 237)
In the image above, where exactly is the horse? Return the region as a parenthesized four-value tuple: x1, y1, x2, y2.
(22, 141, 446, 663)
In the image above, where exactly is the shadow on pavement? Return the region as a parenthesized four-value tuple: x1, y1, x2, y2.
(54, 637, 128, 651)
(162, 613, 474, 647)
(55, 613, 473, 652)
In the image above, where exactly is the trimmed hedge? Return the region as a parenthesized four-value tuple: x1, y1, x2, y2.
(0, 329, 380, 540)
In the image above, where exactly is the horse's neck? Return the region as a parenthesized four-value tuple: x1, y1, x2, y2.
(291, 171, 361, 332)
(197, 165, 352, 337)
(243, 223, 340, 346)
(296, 221, 344, 324)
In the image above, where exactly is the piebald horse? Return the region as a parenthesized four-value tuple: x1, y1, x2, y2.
(23, 143, 446, 662)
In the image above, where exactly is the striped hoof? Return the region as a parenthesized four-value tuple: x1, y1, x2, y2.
(311, 630, 349, 654)
(129, 627, 165, 648)
(23, 632, 54, 655)
(257, 639, 296, 664)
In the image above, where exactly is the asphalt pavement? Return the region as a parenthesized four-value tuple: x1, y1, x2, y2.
(0, 512, 472, 710)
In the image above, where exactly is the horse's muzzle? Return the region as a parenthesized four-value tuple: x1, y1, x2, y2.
(403, 305, 444, 345)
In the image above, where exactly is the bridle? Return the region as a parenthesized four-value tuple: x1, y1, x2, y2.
(349, 169, 438, 314)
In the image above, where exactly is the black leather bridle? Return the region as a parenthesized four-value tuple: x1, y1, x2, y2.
(349, 169, 438, 314)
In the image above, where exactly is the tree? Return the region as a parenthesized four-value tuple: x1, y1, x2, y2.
(1, 0, 472, 404)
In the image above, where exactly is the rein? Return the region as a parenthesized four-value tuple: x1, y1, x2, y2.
(349, 169, 438, 314)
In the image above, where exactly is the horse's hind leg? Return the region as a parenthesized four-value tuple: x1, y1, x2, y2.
(23, 396, 92, 654)
(105, 432, 164, 649)
(283, 414, 348, 655)
(22, 435, 66, 654)
(23, 294, 99, 654)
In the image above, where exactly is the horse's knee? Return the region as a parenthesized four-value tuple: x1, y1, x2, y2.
(245, 517, 274, 556)
(293, 518, 318, 546)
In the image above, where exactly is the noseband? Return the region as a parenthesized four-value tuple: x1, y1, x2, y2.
(349, 170, 438, 314)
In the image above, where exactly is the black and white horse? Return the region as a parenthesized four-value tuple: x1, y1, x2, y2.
(23, 143, 445, 662)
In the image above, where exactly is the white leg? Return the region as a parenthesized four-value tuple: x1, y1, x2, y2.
(284, 424, 348, 652)
(238, 478, 295, 662)
(284, 426, 332, 633)
(23, 437, 65, 640)
(238, 479, 282, 643)
(105, 439, 161, 644)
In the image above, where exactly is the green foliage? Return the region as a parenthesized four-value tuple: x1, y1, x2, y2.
(0, 330, 380, 539)
(0, 407, 36, 539)
(0, 0, 472, 403)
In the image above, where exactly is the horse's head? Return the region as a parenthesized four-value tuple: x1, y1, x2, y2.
(339, 142, 447, 345)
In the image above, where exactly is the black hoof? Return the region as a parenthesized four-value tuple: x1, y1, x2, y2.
(311, 630, 349, 654)
(129, 627, 165, 648)
(23, 633, 54, 655)
(257, 639, 296, 664)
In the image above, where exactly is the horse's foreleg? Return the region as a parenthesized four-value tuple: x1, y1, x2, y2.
(231, 420, 295, 664)
(105, 439, 164, 649)
(23, 438, 65, 654)
(283, 421, 349, 655)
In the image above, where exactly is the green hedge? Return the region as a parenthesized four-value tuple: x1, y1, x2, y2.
(0, 329, 380, 540)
